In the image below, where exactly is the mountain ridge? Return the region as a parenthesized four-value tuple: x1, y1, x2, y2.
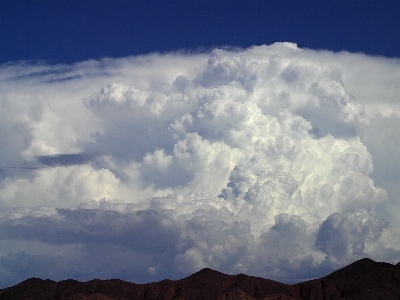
(1, 258, 399, 299)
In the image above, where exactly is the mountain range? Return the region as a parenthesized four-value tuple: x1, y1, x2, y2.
(1, 258, 399, 299)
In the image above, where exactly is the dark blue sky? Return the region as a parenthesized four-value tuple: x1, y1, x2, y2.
(1, 1, 400, 64)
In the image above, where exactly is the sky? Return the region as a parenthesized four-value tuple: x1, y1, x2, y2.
(1, 0, 400, 289)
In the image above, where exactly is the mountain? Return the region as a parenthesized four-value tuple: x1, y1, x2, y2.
(0, 258, 399, 299)
(294, 258, 400, 299)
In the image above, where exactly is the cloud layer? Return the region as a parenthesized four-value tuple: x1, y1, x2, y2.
(1, 44, 400, 287)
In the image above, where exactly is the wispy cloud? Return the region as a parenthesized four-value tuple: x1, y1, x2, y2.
(34, 153, 96, 167)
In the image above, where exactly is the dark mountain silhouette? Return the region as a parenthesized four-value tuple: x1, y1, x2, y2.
(0, 258, 399, 299)
(294, 258, 400, 299)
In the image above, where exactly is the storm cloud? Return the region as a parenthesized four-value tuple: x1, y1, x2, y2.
(0, 43, 400, 288)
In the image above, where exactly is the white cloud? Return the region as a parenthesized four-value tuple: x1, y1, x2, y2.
(0, 43, 399, 287)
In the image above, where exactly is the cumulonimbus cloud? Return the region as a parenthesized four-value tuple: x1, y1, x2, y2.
(0, 43, 399, 287)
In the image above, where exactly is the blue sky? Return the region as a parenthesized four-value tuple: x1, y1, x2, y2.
(1, 0, 400, 289)
(1, 1, 399, 64)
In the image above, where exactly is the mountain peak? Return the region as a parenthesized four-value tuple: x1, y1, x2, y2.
(351, 257, 375, 265)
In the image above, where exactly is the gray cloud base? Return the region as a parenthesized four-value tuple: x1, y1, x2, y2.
(0, 43, 399, 288)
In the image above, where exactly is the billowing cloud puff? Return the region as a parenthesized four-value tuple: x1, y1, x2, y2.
(315, 209, 387, 260)
(0, 43, 400, 288)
